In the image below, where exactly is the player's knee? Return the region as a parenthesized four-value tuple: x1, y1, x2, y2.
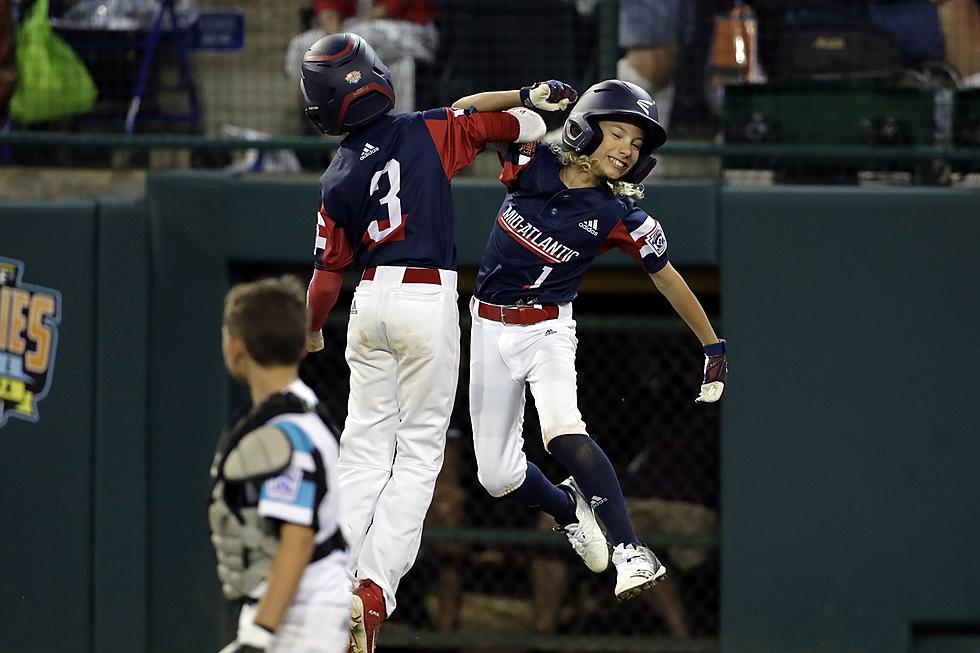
(476, 466, 523, 498)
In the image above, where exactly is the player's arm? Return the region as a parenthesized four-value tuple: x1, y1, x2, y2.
(452, 80, 578, 113)
(252, 522, 316, 630)
(219, 522, 315, 652)
(452, 90, 520, 112)
(649, 263, 718, 346)
(649, 263, 727, 403)
(307, 203, 354, 352)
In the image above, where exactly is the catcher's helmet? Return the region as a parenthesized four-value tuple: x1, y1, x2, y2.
(301, 34, 395, 135)
(562, 80, 668, 183)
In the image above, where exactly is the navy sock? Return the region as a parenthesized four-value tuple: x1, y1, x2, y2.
(548, 434, 640, 546)
(506, 462, 577, 525)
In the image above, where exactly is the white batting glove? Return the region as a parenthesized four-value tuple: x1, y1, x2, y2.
(217, 621, 274, 653)
(306, 330, 324, 353)
(519, 80, 578, 112)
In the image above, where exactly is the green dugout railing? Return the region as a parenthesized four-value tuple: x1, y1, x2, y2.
(4, 129, 980, 161)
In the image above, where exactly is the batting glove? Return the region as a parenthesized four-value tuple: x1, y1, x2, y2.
(520, 80, 578, 112)
(695, 340, 727, 403)
(306, 329, 324, 353)
(217, 621, 274, 653)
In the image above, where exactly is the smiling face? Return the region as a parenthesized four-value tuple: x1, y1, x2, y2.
(592, 119, 645, 181)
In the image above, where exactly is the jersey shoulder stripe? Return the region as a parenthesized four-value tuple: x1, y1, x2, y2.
(277, 420, 315, 454)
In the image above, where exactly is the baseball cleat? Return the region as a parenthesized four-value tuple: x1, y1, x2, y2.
(612, 543, 667, 601)
(556, 477, 609, 572)
(349, 578, 386, 653)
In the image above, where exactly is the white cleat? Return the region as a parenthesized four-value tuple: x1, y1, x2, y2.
(556, 477, 609, 572)
(612, 543, 667, 601)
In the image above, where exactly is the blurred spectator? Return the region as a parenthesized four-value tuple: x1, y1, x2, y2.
(284, 0, 438, 114)
(1, 0, 15, 119)
(421, 428, 467, 633)
(935, 0, 980, 85)
(753, 0, 947, 80)
(616, 0, 689, 131)
(706, 1, 763, 115)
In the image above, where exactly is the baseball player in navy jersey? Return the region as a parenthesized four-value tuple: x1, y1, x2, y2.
(452, 80, 728, 602)
(210, 277, 349, 653)
(299, 33, 576, 652)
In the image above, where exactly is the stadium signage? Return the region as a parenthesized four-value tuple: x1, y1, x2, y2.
(0, 258, 61, 428)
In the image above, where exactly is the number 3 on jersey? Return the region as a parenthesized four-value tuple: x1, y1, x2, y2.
(365, 159, 407, 247)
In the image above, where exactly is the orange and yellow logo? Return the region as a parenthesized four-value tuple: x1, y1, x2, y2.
(0, 258, 61, 428)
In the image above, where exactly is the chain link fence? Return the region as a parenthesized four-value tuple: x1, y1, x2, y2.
(3, 0, 979, 182)
(295, 283, 721, 653)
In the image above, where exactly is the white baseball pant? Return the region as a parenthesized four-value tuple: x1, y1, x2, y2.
(339, 266, 459, 615)
(468, 300, 589, 498)
(236, 602, 349, 653)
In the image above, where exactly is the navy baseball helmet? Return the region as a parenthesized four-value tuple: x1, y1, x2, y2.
(301, 34, 396, 135)
(562, 80, 668, 183)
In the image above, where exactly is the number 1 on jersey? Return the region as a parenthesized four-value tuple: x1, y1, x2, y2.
(527, 266, 553, 289)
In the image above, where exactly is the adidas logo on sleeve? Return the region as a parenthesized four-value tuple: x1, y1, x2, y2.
(578, 219, 599, 236)
(360, 142, 380, 160)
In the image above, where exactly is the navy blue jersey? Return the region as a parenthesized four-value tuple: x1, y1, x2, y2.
(473, 143, 670, 305)
(313, 109, 518, 272)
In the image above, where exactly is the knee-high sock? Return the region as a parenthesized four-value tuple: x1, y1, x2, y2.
(505, 462, 576, 525)
(548, 434, 640, 546)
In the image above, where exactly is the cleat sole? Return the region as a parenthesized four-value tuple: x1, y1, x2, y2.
(615, 567, 668, 602)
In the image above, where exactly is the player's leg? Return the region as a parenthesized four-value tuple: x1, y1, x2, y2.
(469, 304, 576, 524)
(352, 279, 458, 616)
(526, 316, 665, 597)
(338, 283, 400, 568)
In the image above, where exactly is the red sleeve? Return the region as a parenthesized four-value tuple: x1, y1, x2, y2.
(600, 218, 670, 273)
(314, 0, 356, 18)
(499, 142, 537, 189)
(424, 109, 520, 179)
(314, 205, 355, 272)
(375, 0, 437, 23)
(599, 220, 646, 267)
(307, 269, 343, 331)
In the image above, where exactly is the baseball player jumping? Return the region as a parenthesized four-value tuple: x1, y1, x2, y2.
(453, 80, 728, 601)
(300, 33, 575, 651)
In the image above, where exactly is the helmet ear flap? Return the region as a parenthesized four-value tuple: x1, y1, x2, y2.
(563, 117, 605, 155)
(622, 155, 657, 184)
(304, 106, 328, 134)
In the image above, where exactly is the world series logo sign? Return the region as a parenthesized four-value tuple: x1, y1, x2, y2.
(0, 258, 61, 428)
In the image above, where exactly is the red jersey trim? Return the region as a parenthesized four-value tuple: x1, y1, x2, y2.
(600, 220, 645, 266)
(424, 109, 520, 179)
(315, 205, 355, 271)
(496, 210, 563, 264)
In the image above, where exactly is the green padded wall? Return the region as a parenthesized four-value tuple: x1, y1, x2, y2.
(720, 186, 980, 653)
(0, 202, 98, 653)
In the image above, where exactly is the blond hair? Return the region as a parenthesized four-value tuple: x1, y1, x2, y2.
(549, 144, 645, 199)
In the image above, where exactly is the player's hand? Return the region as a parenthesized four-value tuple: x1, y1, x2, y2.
(696, 340, 727, 403)
(520, 80, 578, 112)
(217, 621, 274, 653)
(306, 329, 325, 353)
(349, 594, 367, 653)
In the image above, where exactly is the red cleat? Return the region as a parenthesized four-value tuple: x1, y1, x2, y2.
(349, 579, 386, 653)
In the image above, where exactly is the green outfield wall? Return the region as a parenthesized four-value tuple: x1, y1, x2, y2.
(1, 175, 977, 653)
(720, 187, 980, 653)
